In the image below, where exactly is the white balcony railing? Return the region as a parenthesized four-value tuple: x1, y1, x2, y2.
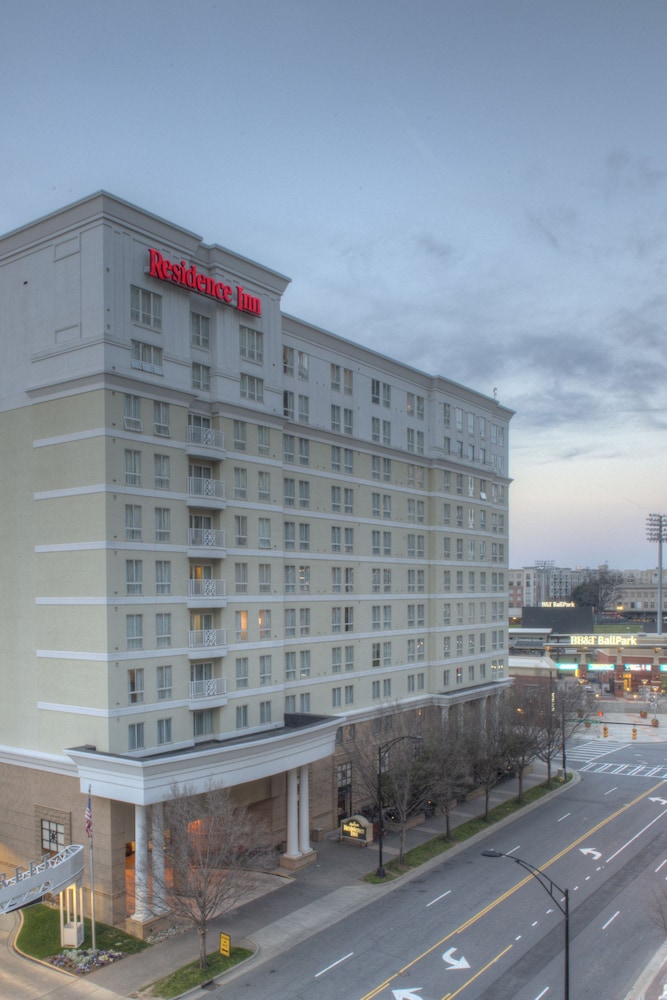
(189, 677, 227, 700)
(187, 528, 226, 549)
(187, 425, 224, 450)
(187, 477, 225, 502)
(187, 579, 226, 599)
(189, 628, 227, 650)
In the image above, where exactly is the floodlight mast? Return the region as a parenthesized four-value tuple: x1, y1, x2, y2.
(646, 514, 667, 635)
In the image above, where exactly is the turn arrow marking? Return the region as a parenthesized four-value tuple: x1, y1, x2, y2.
(580, 847, 602, 860)
(649, 797, 667, 806)
(392, 990, 423, 1000)
(442, 946, 471, 970)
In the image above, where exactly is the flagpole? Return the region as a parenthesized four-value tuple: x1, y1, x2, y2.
(86, 786, 96, 951)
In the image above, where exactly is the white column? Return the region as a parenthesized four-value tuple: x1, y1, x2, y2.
(131, 804, 152, 922)
(298, 765, 311, 854)
(151, 802, 168, 914)
(285, 768, 300, 857)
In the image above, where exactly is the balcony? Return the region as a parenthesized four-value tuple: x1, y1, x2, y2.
(187, 477, 226, 509)
(187, 578, 227, 608)
(188, 628, 227, 659)
(187, 528, 226, 559)
(186, 425, 225, 457)
(188, 676, 228, 709)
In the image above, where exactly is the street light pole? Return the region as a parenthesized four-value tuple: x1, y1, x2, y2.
(376, 734, 422, 878)
(482, 849, 570, 1000)
(646, 514, 667, 635)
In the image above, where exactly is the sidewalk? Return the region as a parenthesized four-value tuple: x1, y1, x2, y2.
(2, 712, 666, 999)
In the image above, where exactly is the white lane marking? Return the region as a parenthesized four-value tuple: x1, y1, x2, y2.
(607, 808, 667, 863)
(315, 952, 354, 977)
(557, 812, 571, 822)
(602, 911, 620, 930)
(426, 889, 451, 907)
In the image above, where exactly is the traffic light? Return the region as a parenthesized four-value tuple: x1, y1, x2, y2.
(632, 727, 637, 740)
(603, 725, 609, 738)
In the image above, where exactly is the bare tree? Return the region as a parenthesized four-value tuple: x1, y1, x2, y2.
(501, 688, 543, 801)
(420, 713, 469, 839)
(520, 678, 591, 784)
(152, 784, 274, 968)
(466, 697, 508, 820)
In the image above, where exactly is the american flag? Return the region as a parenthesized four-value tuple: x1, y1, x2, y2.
(85, 792, 93, 839)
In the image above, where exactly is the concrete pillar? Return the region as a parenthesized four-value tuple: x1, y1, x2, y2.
(151, 802, 168, 914)
(131, 804, 152, 922)
(285, 768, 300, 857)
(298, 765, 311, 854)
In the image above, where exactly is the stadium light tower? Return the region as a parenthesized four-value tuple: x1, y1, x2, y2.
(646, 514, 667, 635)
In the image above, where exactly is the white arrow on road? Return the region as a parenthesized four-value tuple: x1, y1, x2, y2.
(649, 797, 667, 806)
(580, 848, 602, 860)
(392, 990, 423, 1000)
(442, 947, 471, 970)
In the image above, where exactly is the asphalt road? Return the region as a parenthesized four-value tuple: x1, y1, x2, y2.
(218, 739, 667, 1000)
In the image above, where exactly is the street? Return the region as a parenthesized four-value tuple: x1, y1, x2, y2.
(218, 738, 667, 1000)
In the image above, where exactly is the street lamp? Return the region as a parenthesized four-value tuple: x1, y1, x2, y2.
(376, 734, 422, 878)
(482, 849, 570, 1000)
(646, 513, 667, 635)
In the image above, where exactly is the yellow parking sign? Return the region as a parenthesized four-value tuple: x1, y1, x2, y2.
(219, 932, 230, 957)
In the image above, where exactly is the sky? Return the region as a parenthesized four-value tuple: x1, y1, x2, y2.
(3, 0, 667, 570)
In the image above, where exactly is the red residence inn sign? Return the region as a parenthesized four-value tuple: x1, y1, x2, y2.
(147, 248, 262, 316)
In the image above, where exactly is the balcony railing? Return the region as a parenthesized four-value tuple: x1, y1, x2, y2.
(187, 477, 225, 503)
(189, 677, 227, 700)
(187, 528, 226, 550)
(189, 628, 227, 650)
(187, 579, 226, 599)
(187, 425, 224, 451)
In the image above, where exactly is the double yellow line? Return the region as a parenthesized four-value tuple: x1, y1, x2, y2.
(359, 780, 665, 1000)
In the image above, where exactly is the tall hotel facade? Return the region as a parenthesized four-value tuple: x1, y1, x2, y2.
(0, 193, 512, 932)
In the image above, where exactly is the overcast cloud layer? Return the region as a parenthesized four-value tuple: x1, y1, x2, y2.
(3, 0, 667, 569)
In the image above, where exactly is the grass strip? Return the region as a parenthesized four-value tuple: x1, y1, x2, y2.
(16, 902, 148, 959)
(146, 947, 252, 998)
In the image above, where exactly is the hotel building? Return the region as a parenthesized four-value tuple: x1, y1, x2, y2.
(0, 193, 512, 932)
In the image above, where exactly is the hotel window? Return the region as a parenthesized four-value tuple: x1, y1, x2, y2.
(300, 692, 311, 713)
(124, 394, 142, 431)
(128, 667, 144, 704)
(127, 614, 143, 650)
(236, 705, 249, 729)
(131, 285, 162, 329)
(372, 530, 381, 556)
(371, 379, 380, 404)
(235, 515, 248, 546)
(331, 526, 341, 552)
(456, 474, 464, 495)
(285, 694, 296, 713)
(469, 635, 475, 655)
(331, 445, 341, 471)
(258, 471, 270, 502)
(382, 495, 391, 519)
(241, 373, 263, 401)
(383, 678, 391, 697)
(154, 453, 170, 489)
(382, 383, 391, 408)
(235, 562, 248, 594)
(284, 609, 296, 638)
(480, 634, 487, 653)
(299, 565, 310, 592)
(234, 467, 247, 499)
(233, 420, 246, 450)
(332, 607, 342, 633)
(283, 346, 294, 376)
(191, 311, 210, 348)
(416, 396, 424, 420)
(300, 649, 311, 676)
(372, 605, 381, 630)
(344, 607, 354, 632)
(456, 635, 463, 655)
(299, 480, 310, 508)
(125, 504, 142, 541)
(345, 645, 354, 671)
(480, 661, 486, 678)
(443, 570, 451, 592)
(443, 603, 451, 625)
(157, 664, 172, 700)
(192, 362, 210, 390)
(128, 722, 145, 751)
(157, 718, 172, 745)
(298, 395, 309, 422)
(300, 608, 311, 636)
(456, 667, 463, 685)
(125, 449, 141, 486)
(332, 567, 342, 593)
(416, 430, 424, 455)
(407, 674, 415, 693)
(153, 401, 170, 436)
(456, 602, 464, 625)
(283, 391, 294, 419)
(331, 363, 341, 390)
(383, 458, 391, 482)
(371, 568, 381, 593)
(383, 605, 392, 629)
(154, 506, 170, 542)
(372, 455, 380, 480)
(284, 477, 295, 507)
(383, 568, 392, 593)
(193, 710, 213, 737)
(343, 368, 353, 394)
(297, 351, 309, 380)
(331, 404, 341, 432)
(372, 417, 381, 443)
(456, 570, 464, 592)
(156, 613, 171, 648)
(331, 486, 341, 512)
(235, 610, 248, 641)
(468, 539, 476, 560)
(41, 818, 66, 855)
(344, 527, 354, 553)
(407, 639, 416, 663)
(258, 425, 270, 455)
(372, 493, 381, 518)
(332, 647, 342, 673)
(407, 428, 415, 452)
(345, 684, 354, 705)
(372, 642, 381, 667)
(260, 700, 272, 724)
(284, 565, 296, 594)
(443, 637, 450, 658)
(240, 325, 263, 363)
(258, 610, 271, 640)
(337, 685, 346, 706)
(258, 517, 271, 548)
(299, 523, 310, 551)
(345, 567, 354, 592)
(155, 560, 171, 595)
(469, 571, 475, 591)
(236, 656, 248, 688)
(285, 651, 296, 680)
(343, 408, 353, 435)
(299, 438, 310, 466)
(284, 521, 295, 550)
(383, 532, 392, 556)
(480, 540, 487, 561)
